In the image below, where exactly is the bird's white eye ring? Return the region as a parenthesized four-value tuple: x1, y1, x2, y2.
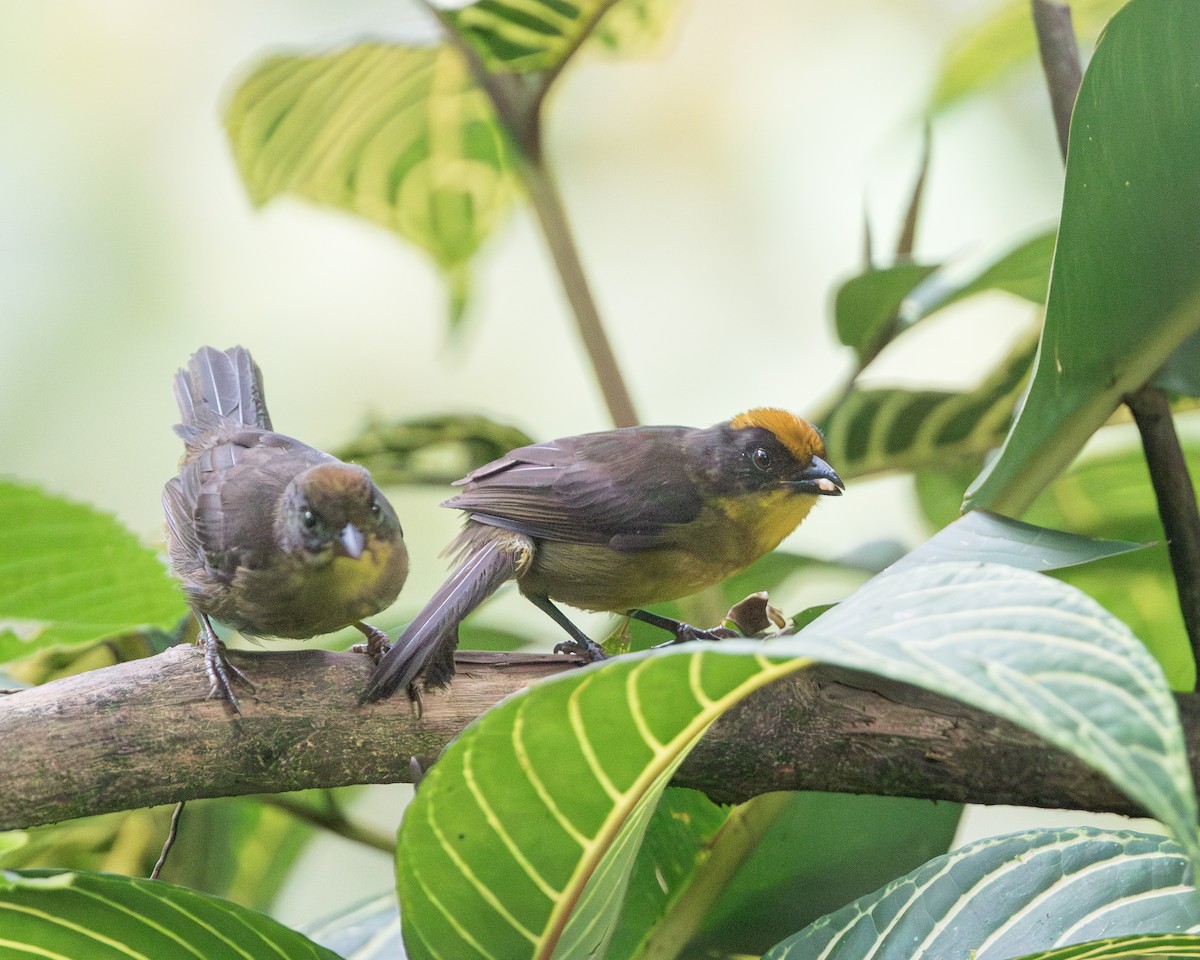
(752, 447, 772, 471)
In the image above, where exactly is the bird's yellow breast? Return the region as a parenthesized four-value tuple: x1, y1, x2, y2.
(520, 489, 821, 613)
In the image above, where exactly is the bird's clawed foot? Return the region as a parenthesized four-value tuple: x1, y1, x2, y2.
(627, 609, 739, 648)
(200, 622, 256, 716)
(350, 622, 393, 662)
(553, 636, 609, 663)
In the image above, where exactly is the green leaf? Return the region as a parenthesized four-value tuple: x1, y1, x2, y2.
(1155, 329, 1200, 396)
(0, 869, 341, 959)
(779, 561, 1198, 866)
(334, 413, 534, 487)
(396, 557, 1197, 957)
(397, 648, 806, 959)
(0, 480, 186, 661)
(687, 793, 961, 958)
(446, 0, 679, 74)
(225, 41, 516, 317)
(889, 509, 1145, 574)
(965, 0, 1200, 514)
(1014, 934, 1200, 960)
(920, 443, 1198, 691)
(931, 0, 1126, 110)
(899, 228, 1055, 326)
(833, 263, 938, 364)
(821, 333, 1036, 480)
(765, 827, 1199, 960)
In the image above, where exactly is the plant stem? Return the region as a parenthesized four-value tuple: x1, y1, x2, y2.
(1124, 385, 1200, 663)
(1032, 0, 1083, 160)
(425, 2, 640, 428)
(259, 794, 395, 854)
(517, 155, 639, 427)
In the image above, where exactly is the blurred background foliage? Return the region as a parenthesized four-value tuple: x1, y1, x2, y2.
(3, 0, 1188, 940)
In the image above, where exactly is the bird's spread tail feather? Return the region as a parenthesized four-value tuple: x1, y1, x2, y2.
(361, 538, 519, 702)
(173, 345, 272, 443)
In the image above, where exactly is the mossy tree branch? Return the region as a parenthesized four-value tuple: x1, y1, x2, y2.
(1, 645, 1181, 832)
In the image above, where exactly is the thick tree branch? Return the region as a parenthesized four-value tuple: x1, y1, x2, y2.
(2, 646, 1184, 831)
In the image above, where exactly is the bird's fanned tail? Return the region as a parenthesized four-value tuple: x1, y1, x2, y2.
(361, 538, 520, 702)
(173, 345, 272, 443)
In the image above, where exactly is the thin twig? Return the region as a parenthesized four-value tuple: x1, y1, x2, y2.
(259, 794, 396, 854)
(1031, 0, 1083, 161)
(1124, 385, 1200, 662)
(150, 801, 185, 880)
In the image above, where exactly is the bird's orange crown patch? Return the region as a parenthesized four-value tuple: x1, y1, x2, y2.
(731, 408, 825, 461)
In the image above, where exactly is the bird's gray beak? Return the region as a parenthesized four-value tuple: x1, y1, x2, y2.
(339, 523, 366, 559)
(792, 456, 845, 496)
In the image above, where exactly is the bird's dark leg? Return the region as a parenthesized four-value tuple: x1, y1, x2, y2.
(198, 612, 255, 714)
(627, 609, 737, 647)
(528, 595, 608, 663)
(350, 622, 392, 662)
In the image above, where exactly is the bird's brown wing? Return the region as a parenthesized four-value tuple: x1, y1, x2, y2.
(167, 428, 332, 577)
(443, 426, 704, 551)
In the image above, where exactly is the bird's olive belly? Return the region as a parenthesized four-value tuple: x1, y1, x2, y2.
(210, 547, 405, 639)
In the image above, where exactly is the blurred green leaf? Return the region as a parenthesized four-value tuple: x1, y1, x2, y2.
(919, 440, 1198, 690)
(159, 797, 316, 912)
(1, 797, 314, 915)
(335, 413, 534, 486)
(932, 0, 1126, 110)
(965, 0, 1200, 514)
(301, 893, 405, 958)
(0, 869, 340, 959)
(765, 827, 1199, 959)
(822, 333, 1036, 480)
(899, 228, 1055, 326)
(687, 793, 961, 958)
(447, 0, 679, 73)
(225, 42, 516, 324)
(1155, 329, 1200, 396)
(834, 263, 938, 363)
(0, 480, 185, 662)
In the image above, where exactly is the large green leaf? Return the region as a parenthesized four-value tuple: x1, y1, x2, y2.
(965, 0, 1200, 514)
(931, 0, 1126, 110)
(397, 647, 803, 960)
(920, 443, 1198, 691)
(0, 869, 340, 959)
(0, 480, 185, 662)
(765, 827, 1199, 960)
(225, 42, 516, 323)
(1015, 934, 1200, 960)
(395, 558, 1197, 958)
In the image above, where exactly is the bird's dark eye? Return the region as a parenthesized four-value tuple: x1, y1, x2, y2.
(301, 508, 318, 530)
(751, 447, 773, 471)
(369, 497, 381, 516)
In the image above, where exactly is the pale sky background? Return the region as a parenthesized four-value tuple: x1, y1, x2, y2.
(2, 0, 1141, 932)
